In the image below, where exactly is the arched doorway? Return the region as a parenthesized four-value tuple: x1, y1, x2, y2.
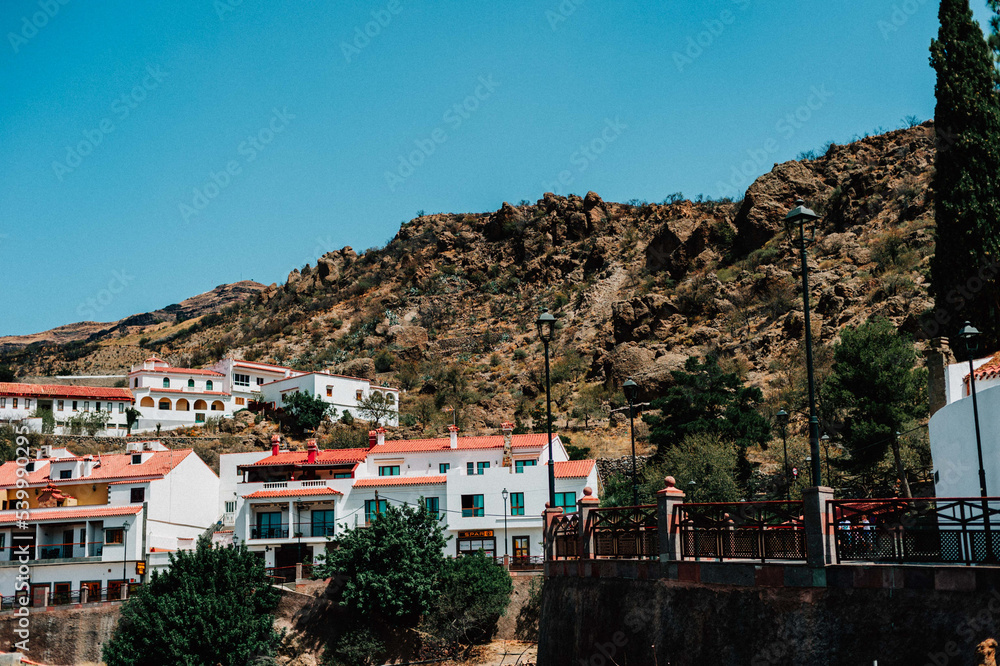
(176, 398, 190, 411)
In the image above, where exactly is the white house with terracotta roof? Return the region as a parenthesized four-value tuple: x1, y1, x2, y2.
(218, 425, 598, 573)
(930, 351, 1000, 497)
(0, 383, 135, 436)
(210, 358, 297, 408)
(0, 441, 219, 605)
(128, 358, 233, 432)
(258, 371, 400, 427)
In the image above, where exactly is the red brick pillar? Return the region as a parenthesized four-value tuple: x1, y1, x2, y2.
(656, 476, 686, 562)
(578, 486, 600, 559)
(543, 505, 565, 561)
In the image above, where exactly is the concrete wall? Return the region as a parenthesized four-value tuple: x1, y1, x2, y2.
(539, 567, 1000, 666)
(929, 383, 1000, 497)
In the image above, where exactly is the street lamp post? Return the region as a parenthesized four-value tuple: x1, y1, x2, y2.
(776, 409, 790, 500)
(785, 200, 823, 487)
(623, 379, 640, 507)
(121, 522, 131, 598)
(958, 322, 988, 498)
(536, 310, 557, 510)
(502, 488, 509, 560)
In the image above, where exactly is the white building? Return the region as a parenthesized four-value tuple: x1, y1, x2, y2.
(0, 382, 135, 436)
(0, 441, 220, 605)
(210, 358, 296, 409)
(259, 371, 400, 427)
(929, 352, 1000, 497)
(218, 425, 598, 573)
(128, 357, 233, 432)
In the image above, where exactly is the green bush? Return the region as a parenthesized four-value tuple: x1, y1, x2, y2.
(422, 551, 512, 645)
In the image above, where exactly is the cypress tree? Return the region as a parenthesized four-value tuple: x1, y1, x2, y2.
(929, 0, 1000, 345)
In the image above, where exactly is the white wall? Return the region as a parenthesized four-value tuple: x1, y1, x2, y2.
(945, 355, 1000, 405)
(261, 373, 400, 426)
(930, 383, 1000, 497)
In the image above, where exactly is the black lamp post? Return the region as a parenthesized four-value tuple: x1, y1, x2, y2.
(687, 480, 697, 501)
(958, 322, 988, 498)
(623, 378, 640, 507)
(501, 488, 509, 559)
(536, 309, 557, 510)
(785, 200, 823, 487)
(776, 409, 790, 500)
(121, 521, 130, 597)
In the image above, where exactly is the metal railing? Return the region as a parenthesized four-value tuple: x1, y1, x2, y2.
(0, 541, 106, 561)
(830, 497, 1000, 565)
(551, 513, 579, 560)
(589, 505, 659, 559)
(673, 501, 807, 562)
(251, 524, 289, 540)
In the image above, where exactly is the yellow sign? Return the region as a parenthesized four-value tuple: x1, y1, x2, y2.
(458, 530, 494, 539)
(135, 561, 146, 575)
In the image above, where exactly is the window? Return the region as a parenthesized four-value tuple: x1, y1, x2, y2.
(195, 413, 206, 423)
(206, 380, 213, 391)
(12, 398, 17, 409)
(187, 379, 195, 388)
(57, 400, 64, 411)
(439, 463, 450, 474)
(425, 497, 440, 519)
(333, 472, 352, 479)
(25, 462, 34, 472)
(105, 529, 123, 545)
(326, 386, 333, 397)
(256, 378, 264, 386)
(24, 400, 30, 410)
(118, 402, 124, 413)
(235, 397, 245, 406)
(378, 465, 400, 477)
(515, 459, 538, 474)
(511, 492, 524, 516)
(0, 398, 6, 408)
(365, 499, 387, 524)
(466, 461, 489, 476)
(255, 512, 284, 539)
(457, 537, 495, 557)
(234, 373, 250, 388)
(386, 393, 395, 404)
(130, 488, 145, 503)
(59, 470, 71, 480)
(312, 509, 336, 537)
(461, 494, 484, 517)
(134, 378, 138, 388)
(162, 378, 170, 388)
(513, 536, 530, 559)
(555, 492, 577, 514)
(356, 390, 363, 400)
(82, 401, 88, 412)
(131, 454, 142, 465)
(225, 501, 236, 513)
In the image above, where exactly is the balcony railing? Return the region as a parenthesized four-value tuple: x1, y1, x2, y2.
(674, 501, 807, 562)
(1, 541, 105, 562)
(251, 524, 289, 540)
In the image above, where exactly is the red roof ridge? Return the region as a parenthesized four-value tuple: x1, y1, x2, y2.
(969, 351, 1000, 382)
(354, 475, 447, 488)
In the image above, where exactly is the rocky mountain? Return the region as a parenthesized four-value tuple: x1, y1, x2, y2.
(2, 124, 936, 441)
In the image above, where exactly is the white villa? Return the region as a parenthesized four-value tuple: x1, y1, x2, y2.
(930, 351, 1000, 497)
(218, 425, 598, 574)
(0, 383, 135, 436)
(259, 371, 400, 427)
(0, 441, 220, 605)
(210, 358, 297, 409)
(128, 357, 232, 431)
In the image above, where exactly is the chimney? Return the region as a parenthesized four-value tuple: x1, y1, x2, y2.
(368, 430, 378, 448)
(376, 427, 386, 447)
(448, 424, 459, 449)
(82, 455, 94, 476)
(270, 434, 280, 457)
(307, 439, 318, 464)
(926, 337, 956, 417)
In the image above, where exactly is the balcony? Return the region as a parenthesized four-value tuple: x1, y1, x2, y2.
(251, 524, 289, 540)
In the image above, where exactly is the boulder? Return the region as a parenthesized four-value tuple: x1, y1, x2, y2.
(337, 357, 376, 379)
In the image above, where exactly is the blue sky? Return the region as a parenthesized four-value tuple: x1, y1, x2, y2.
(0, 1, 990, 336)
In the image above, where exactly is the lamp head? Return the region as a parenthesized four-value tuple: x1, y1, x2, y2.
(123, 522, 130, 533)
(536, 309, 556, 343)
(784, 199, 820, 225)
(776, 409, 789, 425)
(821, 434, 830, 442)
(957, 321, 981, 358)
(622, 378, 638, 404)
(502, 488, 508, 500)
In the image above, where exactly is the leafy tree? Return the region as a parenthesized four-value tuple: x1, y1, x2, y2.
(821, 317, 926, 484)
(313, 501, 447, 628)
(571, 384, 605, 429)
(930, 0, 1000, 343)
(422, 551, 512, 645)
(0, 365, 14, 382)
(67, 409, 110, 436)
(282, 391, 334, 433)
(357, 391, 395, 426)
(643, 355, 769, 485)
(102, 537, 282, 666)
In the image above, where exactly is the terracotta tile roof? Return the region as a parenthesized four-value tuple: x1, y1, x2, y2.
(242, 449, 368, 468)
(371, 433, 554, 454)
(231, 360, 294, 372)
(244, 487, 342, 499)
(551, 459, 596, 478)
(969, 352, 1000, 381)
(134, 367, 224, 377)
(0, 383, 134, 401)
(0, 505, 142, 525)
(0, 450, 195, 488)
(353, 475, 447, 488)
